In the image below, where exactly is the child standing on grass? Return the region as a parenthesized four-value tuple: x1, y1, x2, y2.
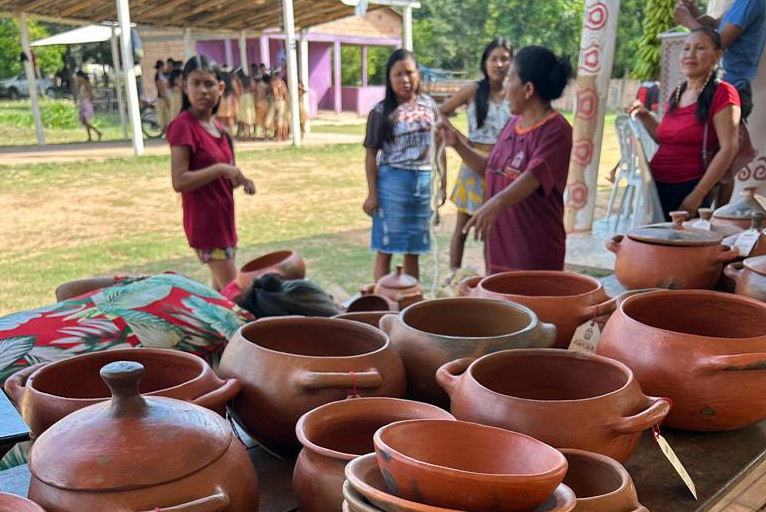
(166, 55, 256, 290)
(76, 71, 102, 142)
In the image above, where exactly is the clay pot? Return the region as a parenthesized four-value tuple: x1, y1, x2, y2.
(28, 361, 259, 512)
(607, 211, 739, 290)
(725, 255, 766, 301)
(365, 266, 423, 310)
(598, 289, 766, 430)
(235, 249, 306, 289)
(436, 349, 670, 462)
(459, 271, 611, 349)
(560, 449, 648, 512)
(345, 295, 398, 313)
(293, 398, 453, 512)
(219, 317, 406, 447)
(345, 454, 576, 512)
(712, 186, 766, 237)
(333, 311, 392, 327)
(3, 348, 241, 438)
(0, 493, 47, 512)
(380, 297, 557, 407)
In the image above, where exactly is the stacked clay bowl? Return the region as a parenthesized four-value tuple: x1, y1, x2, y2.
(0, 493, 47, 512)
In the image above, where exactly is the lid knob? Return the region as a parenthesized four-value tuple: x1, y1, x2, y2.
(744, 186, 758, 197)
(669, 211, 689, 229)
(698, 207, 713, 221)
(750, 212, 765, 230)
(395, 264, 403, 276)
(100, 361, 147, 418)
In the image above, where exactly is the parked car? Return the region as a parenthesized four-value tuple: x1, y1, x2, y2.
(0, 73, 55, 99)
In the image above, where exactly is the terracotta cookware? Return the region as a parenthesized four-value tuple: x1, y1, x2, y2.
(0, 493, 47, 512)
(27, 361, 259, 512)
(293, 397, 453, 512)
(459, 271, 612, 348)
(362, 266, 422, 310)
(333, 311, 392, 327)
(598, 289, 766, 430)
(712, 186, 766, 237)
(235, 249, 305, 289)
(560, 449, 648, 512)
(345, 295, 398, 313)
(219, 317, 406, 447)
(725, 255, 766, 301)
(380, 297, 556, 407)
(436, 349, 670, 462)
(3, 348, 240, 438)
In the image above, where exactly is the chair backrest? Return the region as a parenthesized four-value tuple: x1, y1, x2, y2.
(614, 114, 638, 176)
(628, 117, 665, 227)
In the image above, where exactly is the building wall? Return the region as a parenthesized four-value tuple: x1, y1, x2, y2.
(311, 42, 333, 111)
(137, 28, 185, 97)
(311, 7, 401, 38)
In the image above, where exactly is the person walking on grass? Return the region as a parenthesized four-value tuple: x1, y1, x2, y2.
(76, 71, 102, 142)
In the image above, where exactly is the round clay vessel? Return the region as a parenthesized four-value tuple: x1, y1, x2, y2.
(0, 493, 47, 512)
(345, 295, 398, 313)
(333, 311, 392, 327)
(606, 212, 739, 290)
(373, 266, 423, 309)
(436, 349, 670, 462)
(27, 361, 259, 512)
(560, 449, 648, 512)
(712, 186, 766, 237)
(725, 256, 766, 301)
(219, 317, 406, 447)
(598, 289, 766, 430)
(293, 398, 453, 512)
(380, 297, 556, 407)
(373, 419, 568, 512)
(235, 249, 306, 289)
(459, 271, 611, 348)
(3, 347, 241, 438)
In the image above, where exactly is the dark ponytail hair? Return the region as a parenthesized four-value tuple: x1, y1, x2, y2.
(513, 46, 572, 103)
(380, 48, 420, 141)
(181, 54, 223, 113)
(237, 273, 339, 318)
(668, 27, 721, 122)
(475, 38, 512, 129)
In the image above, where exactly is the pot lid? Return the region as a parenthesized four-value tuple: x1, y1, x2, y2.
(628, 211, 723, 246)
(376, 265, 419, 290)
(744, 255, 766, 276)
(714, 186, 766, 220)
(29, 361, 231, 492)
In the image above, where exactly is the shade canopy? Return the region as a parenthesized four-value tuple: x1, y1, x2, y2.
(31, 24, 119, 46)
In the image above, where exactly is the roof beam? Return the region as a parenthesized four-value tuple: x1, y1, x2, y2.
(60, 0, 101, 16)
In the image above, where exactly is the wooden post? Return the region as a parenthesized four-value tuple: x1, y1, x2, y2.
(184, 28, 194, 60)
(260, 34, 270, 67)
(300, 27, 311, 133)
(116, 0, 144, 155)
(19, 13, 45, 145)
(282, 0, 301, 146)
(361, 45, 368, 86)
(224, 38, 233, 67)
(238, 31, 248, 70)
(333, 38, 341, 114)
(402, 4, 413, 51)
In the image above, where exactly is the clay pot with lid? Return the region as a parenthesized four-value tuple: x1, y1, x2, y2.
(235, 249, 305, 289)
(365, 265, 423, 310)
(598, 289, 766, 430)
(0, 493, 47, 512)
(725, 255, 766, 301)
(3, 348, 241, 438)
(607, 211, 739, 290)
(712, 186, 766, 237)
(293, 397, 453, 512)
(27, 361, 259, 512)
(218, 317, 406, 447)
(436, 349, 670, 462)
(459, 271, 611, 348)
(380, 297, 556, 407)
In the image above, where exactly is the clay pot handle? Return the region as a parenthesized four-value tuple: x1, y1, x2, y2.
(297, 370, 382, 390)
(100, 361, 148, 417)
(610, 396, 671, 435)
(669, 211, 689, 229)
(457, 276, 482, 297)
(136, 491, 229, 512)
(537, 321, 558, 348)
(715, 244, 741, 263)
(723, 261, 744, 283)
(744, 185, 758, 197)
(698, 207, 714, 221)
(702, 353, 766, 372)
(3, 362, 47, 406)
(191, 378, 242, 410)
(435, 357, 475, 397)
(378, 313, 397, 334)
(605, 234, 623, 254)
(751, 212, 765, 230)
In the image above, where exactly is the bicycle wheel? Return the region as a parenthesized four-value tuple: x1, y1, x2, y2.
(141, 109, 164, 139)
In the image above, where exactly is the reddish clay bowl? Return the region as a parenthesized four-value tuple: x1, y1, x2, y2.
(333, 311, 393, 328)
(373, 420, 568, 512)
(0, 493, 47, 512)
(346, 454, 576, 512)
(235, 250, 306, 288)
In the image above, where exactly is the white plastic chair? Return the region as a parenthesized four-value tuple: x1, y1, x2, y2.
(607, 115, 643, 230)
(628, 116, 664, 228)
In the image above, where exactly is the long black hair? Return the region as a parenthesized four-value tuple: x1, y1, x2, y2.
(237, 273, 339, 318)
(181, 54, 223, 113)
(513, 46, 572, 103)
(380, 48, 420, 141)
(668, 27, 721, 122)
(475, 38, 512, 129)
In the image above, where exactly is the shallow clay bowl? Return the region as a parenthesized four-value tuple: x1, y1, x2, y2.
(346, 454, 575, 512)
(373, 420, 569, 512)
(333, 311, 393, 328)
(0, 492, 47, 512)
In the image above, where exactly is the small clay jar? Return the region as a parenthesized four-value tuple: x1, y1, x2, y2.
(372, 266, 423, 309)
(0, 493, 47, 512)
(293, 397, 453, 512)
(712, 186, 766, 237)
(235, 249, 306, 289)
(560, 449, 648, 512)
(725, 255, 766, 301)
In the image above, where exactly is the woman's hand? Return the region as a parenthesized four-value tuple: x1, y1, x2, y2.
(679, 188, 706, 216)
(627, 100, 649, 119)
(242, 178, 256, 195)
(436, 119, 460, 147)
(363, 194, 378, 216)
(463, 196, 503, 241)
(219, 164, 245, 186)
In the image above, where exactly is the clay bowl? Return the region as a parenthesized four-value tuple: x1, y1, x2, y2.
(0, 493, 47, 512)
(345, 454, 576, 512)
(235, 249, 306, 289)
(293, 397, 453, 512)
(373, 419, 568, 512)
(346, 295, 398, 313)
(560, 449, 648, 512)
(333, 311, 393, 328)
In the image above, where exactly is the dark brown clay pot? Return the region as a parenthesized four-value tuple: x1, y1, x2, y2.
(218, 317, 406, 447)
(0, 493, 47, 512)
(712, 186, 766, 237)
(459, 271, 612, 348)
(380, 297, 556, 407)
(235, 249, 306, 289)
(345, 294, 398, 313)
(293, 398, 453, 512)
(598, 289, 766, 430)
(3, 348, 240, 438)
(333, 311, 392, 327)
(436, 349, 670, 462)
(560, 449, 648, 512)
(370, 266, 423, 309)
(725, 256, 766, 301)
(27, 361, 259, 512)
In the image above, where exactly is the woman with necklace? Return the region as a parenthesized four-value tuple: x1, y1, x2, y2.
(631, 27, 741, 219)
(439, 45, 573, 273)
(166, 55, 256, 290)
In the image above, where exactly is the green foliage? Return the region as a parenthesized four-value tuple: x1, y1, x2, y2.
(633, 0, 676, 79)
(0, 99, 78, 129)
(339, 45, 393, 87)
(0, 18, 65, 78)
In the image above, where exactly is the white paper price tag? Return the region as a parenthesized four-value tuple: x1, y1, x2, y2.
(654, 429, 698, 499)
(734, 229, 760, 257)
(568, 321, 601, 354)
(690, 219, 711, 230)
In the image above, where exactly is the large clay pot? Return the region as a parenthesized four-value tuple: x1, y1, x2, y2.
(293, 398, 453, 512)
(3, 348, 240, 438)
(235, 249, 305, 289)
(219, 317, 406, 447)
(436, 349, 670, 462)
(606, 211, 739, 290)
(725, 255, 766, 301)
(712, 186, 766, 237)
(380, 297, 556, 407)
(560, 449, 648, 512)
(28, 361, 259, 512)
(0, 493, 47, 512)
(598, 289, 766, 430)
